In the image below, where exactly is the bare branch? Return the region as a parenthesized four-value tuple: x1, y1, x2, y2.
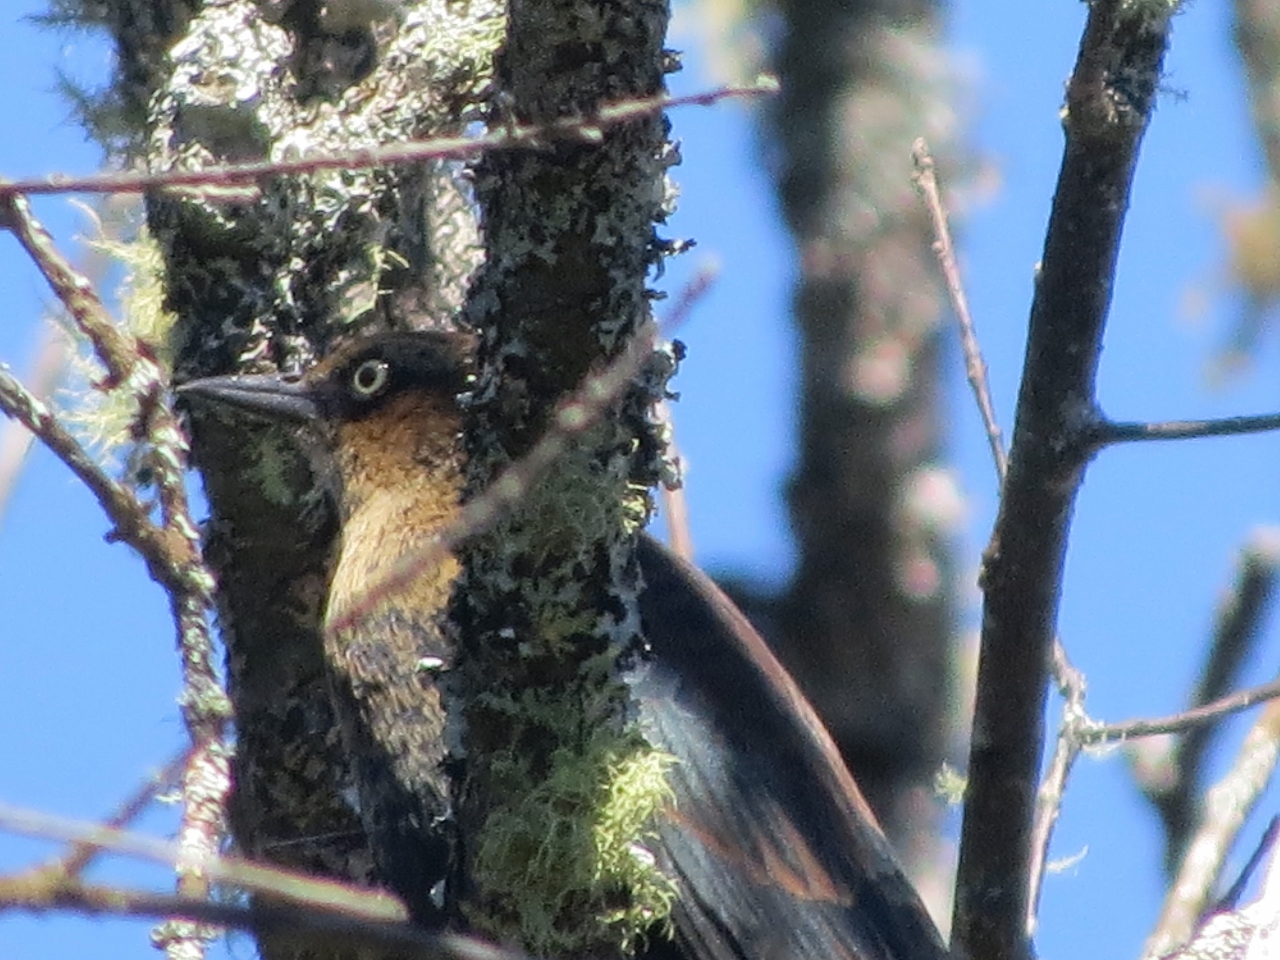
(0, 369, 157, 556)
(1093, 413, 1280, 445)
(951, 6, 1176, 960)
(912, 139, 1008, 480)
(1089, 677, 1280, 745)
(0, 82, 776, 200)
(0, 801, 406, 922)
(47, 750, 190, 879)
(1027, 651, 1090, 931)
(1145, 702, 1280, 957)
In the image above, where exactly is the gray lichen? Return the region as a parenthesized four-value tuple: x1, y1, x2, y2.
(452, 0, 682, 952)
(63, 4, 505, 959)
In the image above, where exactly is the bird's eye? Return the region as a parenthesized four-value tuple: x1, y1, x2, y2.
(349, 358, 390, 399)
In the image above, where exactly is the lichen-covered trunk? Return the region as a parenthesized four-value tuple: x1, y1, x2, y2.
(451, 0, 680, 954)
(81, 2, 501, 958)
(768, 0, 959, 910)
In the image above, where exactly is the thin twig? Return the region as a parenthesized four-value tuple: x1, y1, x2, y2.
(0, 879, 526, 960)
(1086, 676, 1280, 745)
(0, 195, 128, 530)
(0, 82, 777, 201)
(1027, 650, 1090, 930)
(46, 750, 191, 878)
(0, 189, 230, 958)
(912, 140, 1008, 479)
(0, 370, 163, 559)
(0, 801, 406, 921)
(1144, 700, 1280, 957)
(1093, 412, 1280, 446)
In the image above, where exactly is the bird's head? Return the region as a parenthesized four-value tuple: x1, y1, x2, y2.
(177, 330, 476, 516)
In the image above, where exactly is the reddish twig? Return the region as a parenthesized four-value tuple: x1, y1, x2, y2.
(912, 140, 1008, 479)
(0, 800, 405, 920)
(47, 750, 191, 878)
(0, 879, 525, 960)
(0, 82, 777, 201)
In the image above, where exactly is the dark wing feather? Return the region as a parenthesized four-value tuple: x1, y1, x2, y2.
(633, 536, 948, 960)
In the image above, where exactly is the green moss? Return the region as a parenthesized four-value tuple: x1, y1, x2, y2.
(469, 731, 677, 955)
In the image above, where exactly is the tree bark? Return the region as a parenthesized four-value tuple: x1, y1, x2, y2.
(85, 2, 501, 957)
(451, 0, 679, 953)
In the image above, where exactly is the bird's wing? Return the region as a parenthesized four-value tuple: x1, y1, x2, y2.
(633, 536, 948, 960)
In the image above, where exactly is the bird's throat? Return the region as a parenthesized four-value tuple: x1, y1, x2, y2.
(325, 481, 459, 631)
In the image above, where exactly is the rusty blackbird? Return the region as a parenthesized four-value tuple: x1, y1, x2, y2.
(179, 331, 946, 960)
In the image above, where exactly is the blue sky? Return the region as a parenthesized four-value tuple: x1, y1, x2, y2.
(3, 2, 1280, 959)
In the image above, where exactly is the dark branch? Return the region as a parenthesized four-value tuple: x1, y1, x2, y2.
(950, 6, 1175, 960)
(1092, 412, 1280, 446)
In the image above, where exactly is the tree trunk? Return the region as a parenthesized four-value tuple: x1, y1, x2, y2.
(91, 2, 501, 957)
(768, 0, 960, 911)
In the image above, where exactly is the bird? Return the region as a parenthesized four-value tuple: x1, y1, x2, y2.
(178, 330, 949, 960)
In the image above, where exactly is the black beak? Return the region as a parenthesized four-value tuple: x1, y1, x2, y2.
(176, 373, 320, 423)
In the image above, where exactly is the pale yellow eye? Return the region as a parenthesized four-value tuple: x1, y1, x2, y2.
(350, 358, 390, 398)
